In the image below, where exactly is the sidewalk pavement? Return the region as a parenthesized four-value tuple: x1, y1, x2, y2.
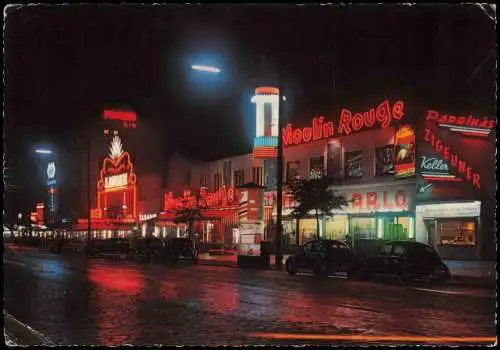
(197, 253, 497, 288)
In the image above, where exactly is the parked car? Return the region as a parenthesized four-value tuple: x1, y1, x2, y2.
(358, 240, 451, 285)
(165, 237, 198, 262)
(285, 239, 356, 277)
(85, 238, 133, 257)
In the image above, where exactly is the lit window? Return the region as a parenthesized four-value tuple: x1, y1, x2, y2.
(439, 219, 476, 246)
(252, 167, 264, 186)
(309, 156, 324, 178)
(345, 150, 363, 179)
(234, 169, 245, 187)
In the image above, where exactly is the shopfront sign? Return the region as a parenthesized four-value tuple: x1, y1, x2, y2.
(426, 110, 494, 137)
(394, 125, 416, 178)
(139, 213, 157, 222)
(340, 185, 414, 213)
(164, 185, 237, 211)
(423, 128, 481, 189)
(416, 201, 481, 218)
(282, 99, 405, 146)
(104, 173, 128, 189)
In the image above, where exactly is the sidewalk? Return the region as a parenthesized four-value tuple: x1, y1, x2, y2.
(197, 254, 496, 288)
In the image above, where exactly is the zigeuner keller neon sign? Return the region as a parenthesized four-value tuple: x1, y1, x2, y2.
(282, 100, 405, 147)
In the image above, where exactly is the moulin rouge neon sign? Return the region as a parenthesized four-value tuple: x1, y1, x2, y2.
(424, 128, 481, 189)
(282, 100, 405, 147)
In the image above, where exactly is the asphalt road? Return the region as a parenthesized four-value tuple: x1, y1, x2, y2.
(3, 243, 497, 346)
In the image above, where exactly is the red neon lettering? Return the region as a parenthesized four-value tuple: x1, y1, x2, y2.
(473, 173, 481, 188)
(487, 120, 495, 129)
(456, 117, 466, 126)
(376, 100, 391, 128)
(313, 117, 324, 140)
(392, 101, 405, 120)
(351, 193, 362, 209)
(435, 140, 443, 152)
(458, 160, 467, 173)
(282, 124, 293, 146)
(479, 118, 491, 129)
(366, 192, 378, 209)
(302, 127, 313, 142)
(395, 190, 407, 208)
(443, 146, 450, 160)
(323, 121, 335, 138)
(383, 191, 393, 209)
(438, 114, 448, 124)
(339, 109, 352, 135)
(450, 154, 458, 167)
(293, 129, 303, 145)
(104, 110, 137, 122)
(363, 110, 375, 127)
(426, 110, 439, 121)
(448, 115, 457, 124)
(424, 128, 431, 142)
(466, 167, 473, 181)
(470, 118, 480, 127)
(352, 113, 364, 131)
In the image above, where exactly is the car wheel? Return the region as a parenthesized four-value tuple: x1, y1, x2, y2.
(285, 258, 297, 275)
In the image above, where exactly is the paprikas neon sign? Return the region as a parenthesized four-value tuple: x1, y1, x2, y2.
(282, 100, 405, 147)
(164, 185, 237, 211)
(426, 110, 494, 138)
(424, 128, 481, 189)
(97, 136, 137, 218)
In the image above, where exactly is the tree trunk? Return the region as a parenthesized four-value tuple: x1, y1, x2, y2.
(315, 209, 320, 240)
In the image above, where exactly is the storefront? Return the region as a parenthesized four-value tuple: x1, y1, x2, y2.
(415, 201, 481, 260)
(327, 180, 416, 244)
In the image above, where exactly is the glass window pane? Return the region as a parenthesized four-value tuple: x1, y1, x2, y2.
(326, 215, 348, 240)
(351, 217, 376, 239)
(381, 216, 410, 240)
(439, 220, 476, 245)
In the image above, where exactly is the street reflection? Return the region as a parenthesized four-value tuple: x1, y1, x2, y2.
(87, 262, 145, 345)
(200, 281, 238, 315)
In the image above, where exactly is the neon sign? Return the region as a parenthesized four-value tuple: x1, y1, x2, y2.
(424, 128, 481, 188)
(97, 136, 137, 219)
(282, 100, 405, 147)
(350, 189, 409, 212)
(164, 185, 237, 211)
(419, 155, 462, 182)
(103, 109, 137, 129)
(426, 110, 494, 137)
(394, 125, 415, 178)
(105, 173, 128, 189)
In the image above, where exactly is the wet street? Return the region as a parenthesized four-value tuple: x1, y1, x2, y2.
(3, 243, 497, 346)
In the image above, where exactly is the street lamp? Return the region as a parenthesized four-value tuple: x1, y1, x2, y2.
(190, 65, 221, 73)
(35, 149, 52, 154)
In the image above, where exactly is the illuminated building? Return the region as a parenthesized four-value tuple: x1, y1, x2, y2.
(161, 96, 495, 262)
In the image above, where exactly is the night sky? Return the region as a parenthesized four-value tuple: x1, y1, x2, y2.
(4, 4, 496, 219)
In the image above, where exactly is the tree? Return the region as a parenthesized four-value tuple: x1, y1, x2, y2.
(173, 194, 204, 239)
(289, 173, 348, 240)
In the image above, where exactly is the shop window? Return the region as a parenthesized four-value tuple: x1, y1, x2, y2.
(309, 156, 324, 178)
(325, 215, 348, 240)
(380, 216, 411, 240)
(351, 217, 376, 239)
(299, 219, 318, 244)
(439, 219, 476, 246)
(286, 161, 301, 183)
(345, 150, 363, 179)
(234, 169, 245, 187)
(375, 145, 395, 176)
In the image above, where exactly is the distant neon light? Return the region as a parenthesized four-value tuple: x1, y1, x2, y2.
(191, 65, 221, 73)
(426, 110, 494, 136)
(35, 149, 52, 154)
(103, 110, 137, 122)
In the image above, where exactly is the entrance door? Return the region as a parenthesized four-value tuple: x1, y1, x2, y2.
(424, 219, 436, 247)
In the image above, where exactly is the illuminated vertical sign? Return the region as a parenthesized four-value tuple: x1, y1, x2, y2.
(252, 87, 279, 158)
(394, 125, 416, 178)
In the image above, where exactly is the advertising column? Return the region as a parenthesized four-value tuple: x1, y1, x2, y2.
(46, 161, 58, 224)
(237, 184, 265, 266)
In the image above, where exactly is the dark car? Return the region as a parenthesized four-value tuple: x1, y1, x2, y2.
(358, 240, 451, 285)
(164, 237, 198, 262)
(285, 239, 356, 276)
(85, 238, 133, 257)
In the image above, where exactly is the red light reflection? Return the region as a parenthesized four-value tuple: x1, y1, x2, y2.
(200, 281, 238, 315)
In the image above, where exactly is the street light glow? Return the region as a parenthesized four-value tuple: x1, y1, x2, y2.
(35, 149, 52, 154)
(191, 65, 221, 73)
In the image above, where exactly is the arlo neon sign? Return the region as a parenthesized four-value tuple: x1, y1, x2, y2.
(424, 128, 481, 188)
(351, 190, 408, 211)
(282, 100, 405, 146)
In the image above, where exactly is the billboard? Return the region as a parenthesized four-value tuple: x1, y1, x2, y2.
(394, 125, 416, 178)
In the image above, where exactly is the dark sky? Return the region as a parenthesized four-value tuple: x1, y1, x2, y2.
(3, 4, 496, 217)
